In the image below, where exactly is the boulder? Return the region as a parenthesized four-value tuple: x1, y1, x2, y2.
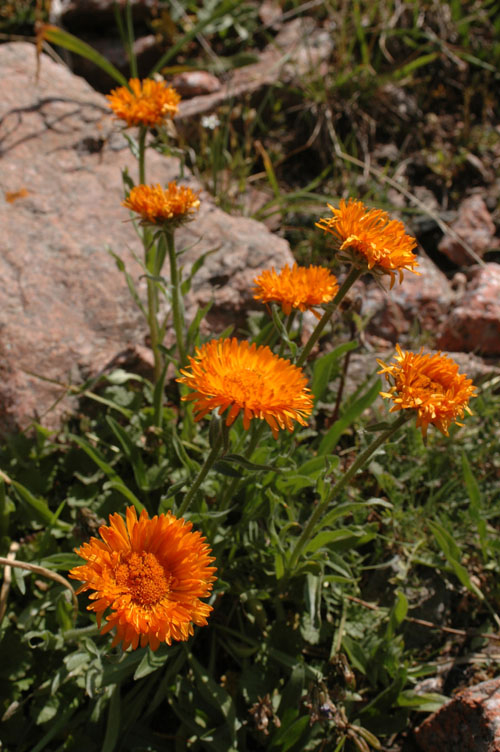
(415, 677, 500, 752)
(437, 263, 500, 355)
(361, 253, 453, 344)
(0, 42, 293, 433)
(438, 195, 499, 267)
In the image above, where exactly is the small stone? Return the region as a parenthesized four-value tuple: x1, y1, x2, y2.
(170, 71, 221, 99)
(415, 677, 500, 752)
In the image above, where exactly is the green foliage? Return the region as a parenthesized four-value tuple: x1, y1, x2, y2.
(1, 363, 498, 750)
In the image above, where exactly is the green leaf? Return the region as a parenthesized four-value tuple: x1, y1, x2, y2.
(276, 474, 316, 493)
(278, 664, 305, 715)
(462, 452, 487, 555)
(30, 698, 78, 752)
(187, 653, 238, 745)
(386, 591, 408, 639)
(428, 520, 484, 599)
(153, 361, 169, 429)
(69, 434, 145, 513)
(461, 452, 481, 507)
(321, 499, 392, 529)
(41, 553, 81, 570)
(304, 528, 376, 555)
(311, 341, 357, 402)
(134, 645, 172, 679)
(102, 652, 144, 687)
(181, 247, 220, 297)
(213, 460, 242, 478)
(108, 250, 147, 317)
(186, 302, 213, 351)
(221, 453, 282, 473)
(10, 480, 69, 530)
(106, 415, 148, 491)
(56, 596, 74, 632)
(397, 690, 448, 712)
(318, 378, 382, 455)
(393, 51, 439, 79)
(274, 551, 285, 580)
(102, 685, 121, 752)
(42, 26, 128, 86)
(270, 712, 309, 751)
(267, 648, 322, 681)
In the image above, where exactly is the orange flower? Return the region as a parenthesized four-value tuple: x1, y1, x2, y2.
(177, 338, 313, 438)
(378, 345, 477, 437)
(253, 263, 339, 318)
(107, 78, 180, 128)
(316, 198, 418, 287)
(123, 183, 200, 225)
(69, 506, 216, 651)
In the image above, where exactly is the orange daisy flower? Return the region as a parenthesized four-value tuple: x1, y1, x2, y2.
(123, 183, 201, 226)
(177, 338, 313, 438)
(106, 78, 180, 128)
(253, 263, 339, 319)
(69, 506, 216, 651)
(316, 198, 418, 287)
(377, 345, 477, 437)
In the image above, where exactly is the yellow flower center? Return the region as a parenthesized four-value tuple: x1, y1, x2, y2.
(116, 552, 171, 606)
(222, 369, 264, 399)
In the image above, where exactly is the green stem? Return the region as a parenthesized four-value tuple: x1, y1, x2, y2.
(219, 420, 267, 513)
(166, 230, 187, 366)
(145, 241, 163, 385)
(177, 428, 224, 517)
(63, 624, 101, 641)
(296, 266, 362, 368)
(277, 310, 297, 358)
(137, 126, 164, 381)
(138, 126, 147, 184)
(286, 412, 411, 575)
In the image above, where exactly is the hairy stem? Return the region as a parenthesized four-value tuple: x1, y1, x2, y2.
(286, 412, 410, 574)
(296, 266, 362, 368)
(177, 428, 224, 517)
(166, 229, 187, 366)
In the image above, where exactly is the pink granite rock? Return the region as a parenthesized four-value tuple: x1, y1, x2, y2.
(438, 195, 499, 266)
(361, 253, 453, 343)
(415, 677, 500, 752)
(437, 263, 500, 355)
(0, 42, 293, 433)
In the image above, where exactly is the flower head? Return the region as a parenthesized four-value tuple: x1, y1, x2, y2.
(123, 183, 200, 226)
(107, 78, 180, 128)
(177, 338, 313, 438)
(377, 345, 477, 437)
(69, 506, 216, 651)
(316, 198, 418, 287)
(253, 263, 339, 318)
